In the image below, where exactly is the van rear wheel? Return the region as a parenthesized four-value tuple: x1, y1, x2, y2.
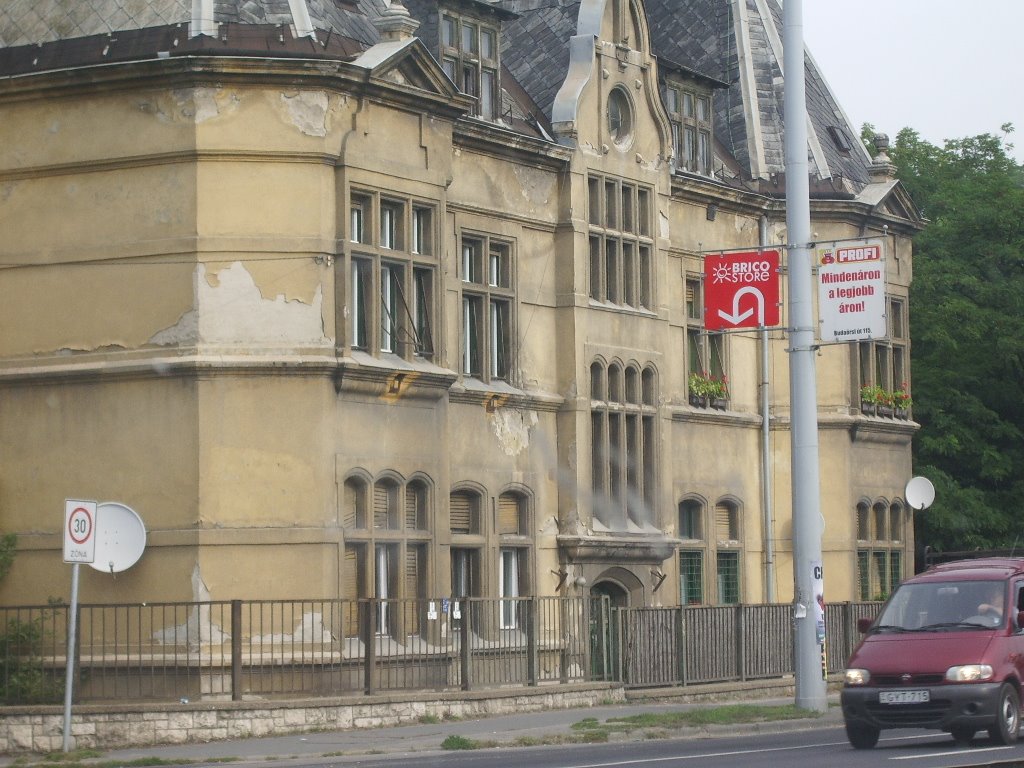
(988, 683, 1021, 745)
(846, 723, 880, 749)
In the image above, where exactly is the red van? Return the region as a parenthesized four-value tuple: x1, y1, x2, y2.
(842, 557, 1024, 749)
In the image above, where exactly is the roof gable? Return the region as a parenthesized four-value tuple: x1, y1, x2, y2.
(352, 36, 471, 109)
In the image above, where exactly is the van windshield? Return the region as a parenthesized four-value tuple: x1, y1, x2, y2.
(873, 579, 1005, 632)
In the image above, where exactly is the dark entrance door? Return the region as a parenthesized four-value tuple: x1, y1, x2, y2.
(588, 580, 628, 680)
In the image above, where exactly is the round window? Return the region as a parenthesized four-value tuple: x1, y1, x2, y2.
(607, 87, 633, 146)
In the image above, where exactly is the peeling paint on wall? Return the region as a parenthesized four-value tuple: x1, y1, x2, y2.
(280, 90, 329, 137)
(488, 407, 539, 456)
(253, 612, 334, 644)
(151, 564, 228, 647)
(512, 164, 556, 206)
(134, 88, 239, 124)
(149, 262, 328, 347)
(187, 88, 233, 123)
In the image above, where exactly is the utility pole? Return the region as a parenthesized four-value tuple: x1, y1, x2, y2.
(782, 0, 828, 713)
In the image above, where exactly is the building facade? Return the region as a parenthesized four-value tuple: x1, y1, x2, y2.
(0, 0, 923, 612)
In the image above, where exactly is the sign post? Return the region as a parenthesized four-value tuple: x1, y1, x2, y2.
(783, 0, 828, 714)
(62, 499, 97, 753)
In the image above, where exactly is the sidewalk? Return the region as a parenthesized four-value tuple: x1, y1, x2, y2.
(1, 693, 844, 766)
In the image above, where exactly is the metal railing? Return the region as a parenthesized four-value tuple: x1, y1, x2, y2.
(0, 598, 881, 704)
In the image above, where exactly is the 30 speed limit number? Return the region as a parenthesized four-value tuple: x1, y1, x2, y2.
(63, 499, 97, 564)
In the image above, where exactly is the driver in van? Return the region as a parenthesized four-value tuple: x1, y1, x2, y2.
(976, 582, 1004, 625)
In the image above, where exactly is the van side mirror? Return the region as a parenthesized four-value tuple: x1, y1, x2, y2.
(857, 617, 874, 634)
(1016, 610, 1024, 630)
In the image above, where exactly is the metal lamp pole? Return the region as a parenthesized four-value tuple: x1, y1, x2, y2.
(783, 0, 828, 713)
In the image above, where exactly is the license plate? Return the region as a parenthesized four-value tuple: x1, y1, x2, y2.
(879, 690, 930, 704)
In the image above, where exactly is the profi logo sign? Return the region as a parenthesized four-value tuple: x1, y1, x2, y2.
(819, 244, 882, 265)
(703, 250, 781, 331)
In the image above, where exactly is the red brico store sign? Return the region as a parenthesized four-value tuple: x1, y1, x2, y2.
(703, 250, 781, 331)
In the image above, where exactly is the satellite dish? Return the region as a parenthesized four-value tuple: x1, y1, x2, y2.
(87, 502, 147, 574)
(905, 476, 936, 511)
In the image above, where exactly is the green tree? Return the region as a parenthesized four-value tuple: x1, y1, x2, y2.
(0, 533, 65, 704)
(888, 125, 1024, 552)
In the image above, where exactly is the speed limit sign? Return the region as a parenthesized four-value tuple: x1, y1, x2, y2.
(63, 499, 97, 564)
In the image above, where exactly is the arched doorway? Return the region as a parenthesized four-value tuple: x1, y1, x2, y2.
(588, 565, 644, 607)
(590, 579, 629, 607)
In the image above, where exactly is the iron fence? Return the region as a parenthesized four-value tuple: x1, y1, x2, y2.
(0, 598, 881, 704)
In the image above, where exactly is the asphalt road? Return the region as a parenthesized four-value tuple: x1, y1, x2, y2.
(9, 697, 1024, 768)
(246, 727, 1024, 768)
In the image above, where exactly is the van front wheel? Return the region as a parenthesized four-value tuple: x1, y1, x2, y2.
(846, 723, 880, 749)
(988, 684, 1021, 745)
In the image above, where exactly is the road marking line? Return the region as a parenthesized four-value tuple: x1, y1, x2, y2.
(564, 739, 851, 767)
(888, 746, 1013, 760)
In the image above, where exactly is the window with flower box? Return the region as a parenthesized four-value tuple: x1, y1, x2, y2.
(857, 296, 910, 416)
(348, 191, 436, 361)
(685, 275, 727, 405)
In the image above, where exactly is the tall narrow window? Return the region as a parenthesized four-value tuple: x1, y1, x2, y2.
(716, 552, 740, 605)
(461, 235, 515, 383)
(350, 258, 370, 349)
(375, 543, 392, 633)
(380, 201, 401, 250)
(451, 549, 478, 598)
(686, 274, 727, 404)
(591, 361, 658, 530)
(587, 175, 654, 309)
(380, 263, 402, 354)
(440, 13, 501, 120)
(679, 551, 704, 605)
(858, 295, 910, 418)
(412, 207, 431, 255)
(665, 81, 714, 175)
(678, 498, 705, 605)
(347, 190, 436, 361)
(500, 548, 521, 629)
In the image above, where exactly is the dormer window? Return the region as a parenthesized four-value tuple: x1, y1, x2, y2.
(441, 13, 499, 120)
(666, 82, 713, 175)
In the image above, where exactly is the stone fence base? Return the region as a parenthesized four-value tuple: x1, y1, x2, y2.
(1, 676, 827, 754)
(0, 683, 623, 754)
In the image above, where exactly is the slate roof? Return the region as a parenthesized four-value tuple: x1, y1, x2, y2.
(0, 0, 873, 192)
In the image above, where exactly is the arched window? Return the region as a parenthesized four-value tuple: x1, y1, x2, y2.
(714, 499, 741, 605)
(341, 472, 433, 639)
(856, 498, 905, 600)
(678, 498, 706, 605)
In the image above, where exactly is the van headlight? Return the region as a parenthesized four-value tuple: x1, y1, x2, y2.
(845, 668, 871, 685)
(946, 664, 993, 682)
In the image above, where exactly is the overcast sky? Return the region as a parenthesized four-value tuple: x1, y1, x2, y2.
(802, 2, 1024, 164)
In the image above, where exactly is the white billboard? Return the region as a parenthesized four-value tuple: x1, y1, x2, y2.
(816, 239, 887, 343)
